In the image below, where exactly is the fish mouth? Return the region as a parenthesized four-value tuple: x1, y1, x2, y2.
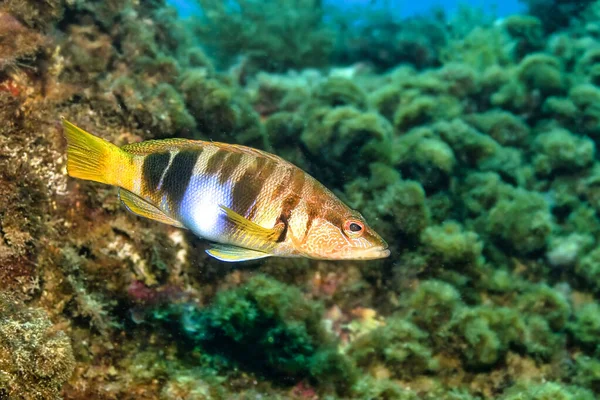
(348, 245, 390, 260)
(362, 245, 391, 260)
(313, 244, 391, 261)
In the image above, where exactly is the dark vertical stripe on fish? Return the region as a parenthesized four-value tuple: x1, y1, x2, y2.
(279, 168, 306, 222)
(162, 149, 200, 209)
(270, 167, 293, 202)
(323, 209, 344, 230)
(142, 152, 170, 191)
(232, 157, 277, 219)
(218, 152, 243, 185)
(302, 206, 319, 242)
(303, 178, 326, 240)
(204, 149, 229, 175)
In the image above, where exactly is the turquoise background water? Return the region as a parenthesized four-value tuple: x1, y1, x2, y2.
(168, 0, 525, 19)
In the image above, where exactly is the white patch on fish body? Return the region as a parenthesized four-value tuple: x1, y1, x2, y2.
(179, 174, 233, 242)
(157, 151, 175, 191)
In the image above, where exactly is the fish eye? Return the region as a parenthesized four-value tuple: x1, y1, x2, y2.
(343, 219, 364, 237)
(349, 222, 362, 232)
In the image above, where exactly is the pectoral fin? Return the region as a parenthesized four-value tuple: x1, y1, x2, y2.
(206, 244, 272, 262)
(119, 189, 185, 228)
(218, 204, 283, 243)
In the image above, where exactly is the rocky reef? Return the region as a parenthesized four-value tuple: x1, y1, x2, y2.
(1, 0, 600, 398)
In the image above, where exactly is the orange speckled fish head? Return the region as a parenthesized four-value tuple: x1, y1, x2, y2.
(296, 206, 390, 261)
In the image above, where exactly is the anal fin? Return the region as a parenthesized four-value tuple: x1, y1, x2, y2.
(206, 244, 271, 262)
(119, 189, 185, 228)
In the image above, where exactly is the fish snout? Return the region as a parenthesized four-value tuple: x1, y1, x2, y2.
(355, 244, 390, 260)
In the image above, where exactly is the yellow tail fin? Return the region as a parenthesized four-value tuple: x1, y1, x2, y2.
(62, 119, 130, 186)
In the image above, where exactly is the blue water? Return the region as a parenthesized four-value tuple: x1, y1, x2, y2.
(168, 0, 525, 19)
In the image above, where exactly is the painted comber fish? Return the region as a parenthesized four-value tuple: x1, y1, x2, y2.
(62, 119, 390, 262)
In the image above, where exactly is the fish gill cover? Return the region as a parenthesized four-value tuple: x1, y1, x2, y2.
(0, 0, 600, 398)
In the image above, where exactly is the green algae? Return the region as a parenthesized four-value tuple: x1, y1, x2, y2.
(464, 110, 530, 147)
(179, 274, 357, 394)
(348, 317, 439, 380)
(194, 0, 334, 72)
(533, 128, 596, 175)
(486, 188, 554, 255)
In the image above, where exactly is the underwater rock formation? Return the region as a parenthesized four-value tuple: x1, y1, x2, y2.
(1, 0, 600, 398)
(0, 293, 75, 399)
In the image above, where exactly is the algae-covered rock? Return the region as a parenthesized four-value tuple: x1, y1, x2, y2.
(348, 317, 439, 380)
(580, 165, 600, 214)
(0, 11, 46, 72)
(408, 280, 462, 332)
(449, 305, 529, 369)
(520, 0, 595, 33)
(517, 53, 564, 95)
(460, 171, 512, 216)
(112, 78, 197, 137)
(1, 0, 63, 30)
(302, 106, 393, 184)
(569, 302, 600, 351)
(393, 128, 456, 192)
(449, 306, 503, 368)
(264, 111, 306, 148)
(577, 48, 600, 85)
(486, 188, 553, 254)
(533, 128, 595, 175)
(0, 292, 75, 399)
(516, 284, 571, 331)
(490, 78, 529, 112)
(178, 69, 238, 137)
(194, 0, 334, 72)
(370, 68, 414, 121)
(547, 234, 594, 268)
(351, 376, 419, 400)
(568, 84, 600, 139)
(181, 274, 356, 393)
(377, 180, 431, 238)
(433, 119, 499, 167)
(502, 15, 544, 58)
(420, 222, 484, 268)
(523, 315, 566, 360)
(567, 204, 600, 240)
(542, 96, 579, 122)
(314, 77, 366, 109)
(574, 248, 600, 294)
(464, 110, 530, 147)
(500, 381, 595, 400)
(393, 94, 462, 132)
(334, 13, 448, 70)
(572, 355, 600, 392)
(478, 145, 529, 185)
(442, 25, 511, 71)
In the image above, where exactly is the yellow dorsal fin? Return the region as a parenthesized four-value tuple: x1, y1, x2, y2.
(206, 244, 271, 262)
(121, 138, 202, 155)
(119, 189, 185, 228)
(218, 205, 283, 243)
